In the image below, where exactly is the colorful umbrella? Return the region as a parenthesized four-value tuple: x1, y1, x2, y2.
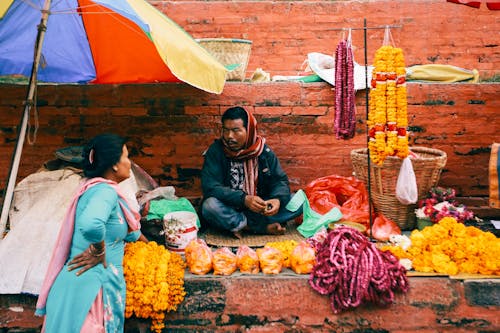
(0, 0, 227, 92)
(0, 0, 228, 235)
(446, 0, 500, 10)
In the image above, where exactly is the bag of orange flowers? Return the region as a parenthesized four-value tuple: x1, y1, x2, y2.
(256, 246, 283, 274)
(236, 245, 260, 274)
(213, 247, 238, 276)
(184, 239, 213, 275)
(290, 241, 316, 274)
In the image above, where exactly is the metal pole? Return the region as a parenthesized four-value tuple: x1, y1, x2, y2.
(0, 0, 52, 238)
(363, 18, 374, 241)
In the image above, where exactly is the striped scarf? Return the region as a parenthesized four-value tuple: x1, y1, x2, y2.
(223, 109, 265, 195)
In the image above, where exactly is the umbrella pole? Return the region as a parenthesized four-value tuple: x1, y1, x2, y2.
(0, 0, 52, 238)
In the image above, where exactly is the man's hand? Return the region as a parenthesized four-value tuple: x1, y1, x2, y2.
(68, 242, 106, 276)
(263, 198, 280, 216)
(244, 195, 267, 213)
(245, 196, 280, 216)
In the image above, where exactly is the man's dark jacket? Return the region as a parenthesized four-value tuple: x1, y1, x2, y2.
(201, 139, 291, 209)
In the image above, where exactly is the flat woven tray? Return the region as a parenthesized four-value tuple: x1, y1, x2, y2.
(202, 224, 305, 248)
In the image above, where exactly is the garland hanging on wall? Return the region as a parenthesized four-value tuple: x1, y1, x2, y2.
(334, 33, 356, 140)
(368, 43, 409, 165)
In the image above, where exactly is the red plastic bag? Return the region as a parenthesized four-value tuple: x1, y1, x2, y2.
(369, 213, 401, 241)
(305, 175, 370, 226)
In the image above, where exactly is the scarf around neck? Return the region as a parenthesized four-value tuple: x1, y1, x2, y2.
(223, 109, 265, 195)
(35, 177, 140, 315)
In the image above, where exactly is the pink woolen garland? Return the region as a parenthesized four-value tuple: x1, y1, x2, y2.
(334, 40, 356, 140)
(309, 227, 409, 313)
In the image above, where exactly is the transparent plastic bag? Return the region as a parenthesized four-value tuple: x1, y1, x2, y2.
(395, 157, 418, 205)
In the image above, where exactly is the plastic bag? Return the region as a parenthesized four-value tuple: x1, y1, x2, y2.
(395, 157, 418, 205)
(137, 186, 177, 206)
(304, 175, 371, 226)
(287, 189, 342, 238)
(370, 213, 401, 242)
(184, 239, 213, 275)
(290, 241, 316, 274)
(236, 245, 260, 274)
(256, 247, 283, 275)
(146, 197, 200, 228)
(212, 247, 237, 276)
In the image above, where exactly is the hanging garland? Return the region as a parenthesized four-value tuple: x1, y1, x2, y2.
(334, 38, 356, 140)
(368, 45, 409, 165)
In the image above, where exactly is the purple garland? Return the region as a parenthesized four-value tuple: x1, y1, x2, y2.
(309, 227, 409, 313)
(334, 40, 356, 139)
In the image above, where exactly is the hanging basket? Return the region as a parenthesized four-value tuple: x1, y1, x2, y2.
(350, 147, 447, 230)
(196, 38, 252, 81)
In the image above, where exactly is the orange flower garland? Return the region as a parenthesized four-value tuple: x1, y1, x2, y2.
(123, 241, 186, 333)
(381, 217, 500, 275)
(368, 45, 409, 165)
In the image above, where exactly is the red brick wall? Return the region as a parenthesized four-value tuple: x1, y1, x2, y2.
(1, 276, 499, 332)
(154, 0, 500, 80)
(0, 82, 498, 201)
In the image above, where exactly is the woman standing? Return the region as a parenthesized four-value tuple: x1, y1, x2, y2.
(35, 133, 148, 332)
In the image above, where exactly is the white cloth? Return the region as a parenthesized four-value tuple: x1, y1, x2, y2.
(306, 52, 373, 90)
(0, 167, 147, 294)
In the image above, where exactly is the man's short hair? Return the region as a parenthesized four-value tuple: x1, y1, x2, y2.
(222, 106, 248, 128)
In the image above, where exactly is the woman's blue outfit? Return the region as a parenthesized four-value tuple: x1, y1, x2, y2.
(38, 183, 140, 332)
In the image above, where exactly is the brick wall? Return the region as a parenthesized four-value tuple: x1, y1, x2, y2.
(0, 82, 499, 202)
(1, 276, 499, 332)
(154, 0, 500, 80)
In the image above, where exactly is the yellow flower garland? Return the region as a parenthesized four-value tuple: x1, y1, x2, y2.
(368, 45, 409, 165)
(381, 217, 500, 275)
(123, 241, 186, 333)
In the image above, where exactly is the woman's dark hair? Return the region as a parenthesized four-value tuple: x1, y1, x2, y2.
(222, 106, 248, 128)
(82, 133, 126, 178)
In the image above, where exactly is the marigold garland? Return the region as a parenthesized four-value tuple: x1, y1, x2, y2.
(381, 217, 500, 275)
(368, 45, 409, 165)
(123, 241, 186, 333)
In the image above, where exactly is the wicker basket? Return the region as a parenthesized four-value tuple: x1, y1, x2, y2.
(196, 38, 252, 81)
(351, 147, 447, 230)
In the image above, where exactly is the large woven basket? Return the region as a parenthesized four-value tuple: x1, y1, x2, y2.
(196, 38, 252, 81)
(351, 147, 447, 230)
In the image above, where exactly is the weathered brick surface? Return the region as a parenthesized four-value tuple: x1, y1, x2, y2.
(154, 0, 499, 80)
(1, 83, 499, 203)
(1, 276, 498, 332)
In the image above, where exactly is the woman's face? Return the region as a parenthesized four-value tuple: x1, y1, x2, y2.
(114, 145, 131, 182)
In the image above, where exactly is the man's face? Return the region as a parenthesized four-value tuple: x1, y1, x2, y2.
(222, 118, 247, 152)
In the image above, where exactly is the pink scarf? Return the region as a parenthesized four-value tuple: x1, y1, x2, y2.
(35, 177, 140, 315)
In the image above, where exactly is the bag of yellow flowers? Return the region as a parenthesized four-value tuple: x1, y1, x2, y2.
(256, 246, 283, 274)
(213, 247, 237, 275)
(236, 245, 260, 274)
(290, 241, 316, 274)
(184, 239, 213, 275)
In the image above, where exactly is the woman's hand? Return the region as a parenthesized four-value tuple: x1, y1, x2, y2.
(68, 241, 106, 276)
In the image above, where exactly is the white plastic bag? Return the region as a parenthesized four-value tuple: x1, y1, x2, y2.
(395, 157, 418, 205)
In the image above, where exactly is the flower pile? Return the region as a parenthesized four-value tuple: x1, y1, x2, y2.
(415, 187, 475, 224)
(265, 239, 298, 268)
(123, 241, 186, 333)
(381, 217, 500, 275)
(368, 45, 409, 165)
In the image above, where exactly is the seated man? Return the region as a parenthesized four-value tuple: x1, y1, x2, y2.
(201, 106, 301, 238)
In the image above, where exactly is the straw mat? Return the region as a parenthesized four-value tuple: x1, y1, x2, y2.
(202, 223, 305, 248)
